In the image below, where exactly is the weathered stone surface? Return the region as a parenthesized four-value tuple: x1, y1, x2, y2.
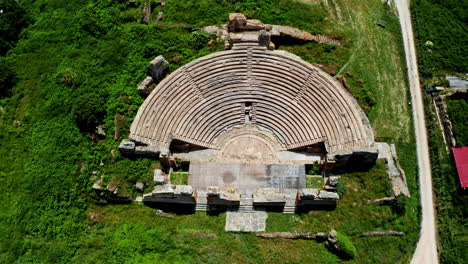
(207, 186, 240, 205)
(155, 11, 163, 23)
(225, 211, 267, 232)
(327, 176, 340, 187)
(96, 125, 106, 137)
(137, 76, 154, 95)
(153, 184, 175, 195)
(376, 142, 410, 197)
(135, 181, 144, 192)
(360, 231, 405, 237)
(174, 185, 193, 196)
(229, 13, 246, 22)
(114, 115, 127, 140)
(256, 232, 327, 240)
(318, 190, 339, 200)
(149, 55, 169, 81)
(153, 169, 167, 185)
(106, 177, 120, 194)
(253, 188, 285, 204)
(299, 188, 319, 200)
(118, 139, 135, 153)
(92, 177, 104, 190)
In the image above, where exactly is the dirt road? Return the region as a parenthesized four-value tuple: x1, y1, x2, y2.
(394, 0, 438, 263)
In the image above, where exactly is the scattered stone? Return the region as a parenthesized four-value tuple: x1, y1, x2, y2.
(134, 196, 143, 202)
(106, 177, 120, 194)
(156, 209, 174, 218)
(153, 169, 167, 185)
(114, 115, 127, 140)
(368, 196, 395, 205)
(256, 232, 327, 240)
(92, 177, 104, 190)
(142, 2, 151, 24)
(155, 11, 163, 24)
(190, 233, 217, 238)
(135, 181, 144, 192)
(149, 55, 169, 82)
(96, 125, 106, 137)
(137, 76, 154, 95)
(360, 231, 405, 237)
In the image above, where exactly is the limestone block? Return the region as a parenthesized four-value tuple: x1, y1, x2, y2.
(253, 188, 286, 203)
(299, 188, 319, 200)
(153, 184, 175, 195)
(118, 139, 135, 154)
(153, 169, 166, 185)
(135, 181, 144, 192)
(174, 185, 193, 196)
(137, 76, 154, 95)
(149, 55, 169, 81)
(318, 190, 339, 200)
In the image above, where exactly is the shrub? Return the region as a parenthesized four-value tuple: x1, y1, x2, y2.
(190, 31, 211, 49)
(336, 232, 357, 260)
(72, 90, 107, 131)
(336, 181, 347, 197)
(392, 194, 408, 215)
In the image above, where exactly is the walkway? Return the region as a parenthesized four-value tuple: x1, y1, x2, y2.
(395, 0, 438, 263)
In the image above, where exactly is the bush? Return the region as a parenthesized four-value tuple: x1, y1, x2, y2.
(392, 194, 408, 215)
(336, 232, 357, 260)
(190, 31, 211, 49)
(336, 181, 347, 197)
(72, 90, 107, 131)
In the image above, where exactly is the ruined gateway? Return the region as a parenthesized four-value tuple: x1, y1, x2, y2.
(119, 15, 385, 213)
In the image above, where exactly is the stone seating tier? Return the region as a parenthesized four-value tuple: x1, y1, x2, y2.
(130, 43, 375, 156)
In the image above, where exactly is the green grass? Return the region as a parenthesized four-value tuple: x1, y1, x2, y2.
(170, 172, 189, 185)
(306, 176, 324, 189)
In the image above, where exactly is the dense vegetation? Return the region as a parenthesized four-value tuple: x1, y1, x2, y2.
(446, 97, 468, 147)
(412, 1, 468, 263)
(412, 0, 468, 77)
(0, 0, 418, 263)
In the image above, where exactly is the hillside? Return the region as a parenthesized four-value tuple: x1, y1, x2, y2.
(0, 0, 419, 263)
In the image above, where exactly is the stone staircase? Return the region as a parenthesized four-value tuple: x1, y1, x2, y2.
(195, 190, 208, 211)
(239, 196, 254, 212)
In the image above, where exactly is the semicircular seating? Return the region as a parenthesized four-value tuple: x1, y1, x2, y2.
(130, 43, 375, 154)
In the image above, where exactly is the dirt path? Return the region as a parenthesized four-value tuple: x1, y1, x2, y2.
(394, 0, 438, 263)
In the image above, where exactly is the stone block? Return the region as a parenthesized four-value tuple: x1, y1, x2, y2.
(253, 188, 286, 204)
(299, 188, 319, 200)
(318, 190, 339, 200)
(149, 55, 169, 81)
(118, 139, 135, 154)
(137, 76, 154, 95)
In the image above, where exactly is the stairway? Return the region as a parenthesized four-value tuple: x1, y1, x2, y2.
(239, 196, 254, 212)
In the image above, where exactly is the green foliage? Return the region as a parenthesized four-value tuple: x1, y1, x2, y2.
(0, 0, 31, 56)
(72, 89, 108, 131)
(412, 0, 468, 76)
(307, 163, 321, 175)
(336, 232, 357, 260)
(0, 0, 420, 262)
(191, 31, 212, 49)
(446, 98, 468, 147)
(424, 94, 468, 263)
(336, 181, 347, 198)
(392, 194, 408, 215)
